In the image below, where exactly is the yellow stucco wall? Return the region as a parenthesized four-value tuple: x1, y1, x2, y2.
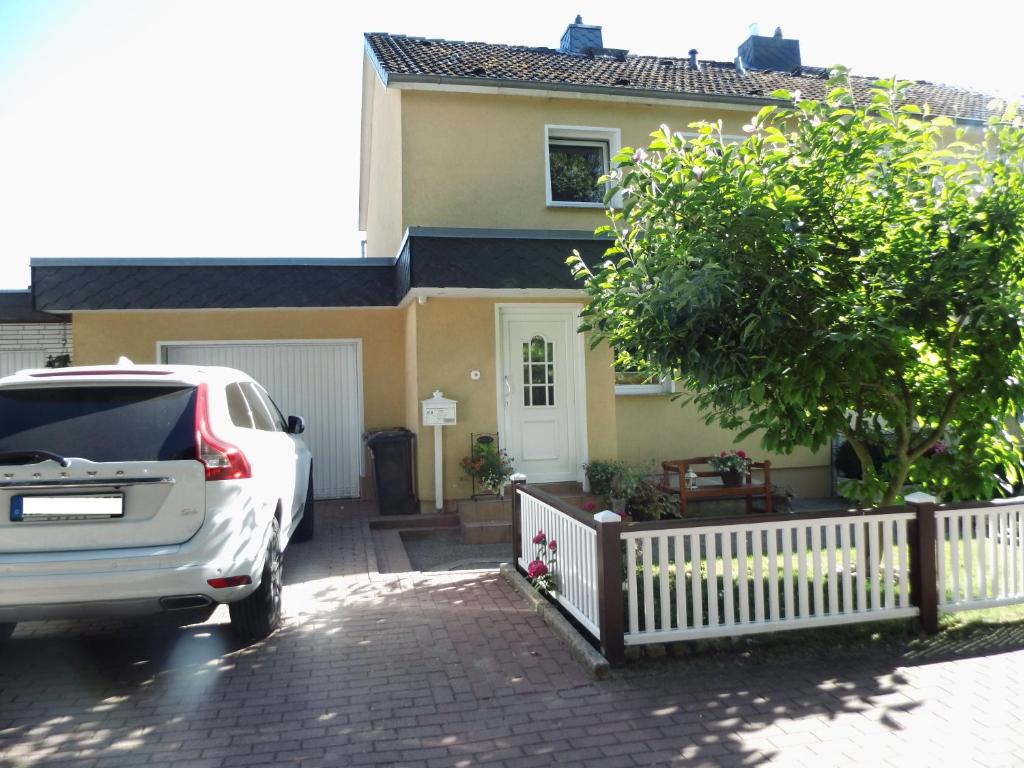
(615, 395, 831, 497)
(399, 89, 748, 237)
(70, 302, 614, 505)
(69, 305, 826, 502)
(408, 297, 615, 506)
(362, 63, 404, 260)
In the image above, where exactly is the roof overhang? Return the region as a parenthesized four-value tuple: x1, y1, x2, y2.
(29, 229, 613, 313)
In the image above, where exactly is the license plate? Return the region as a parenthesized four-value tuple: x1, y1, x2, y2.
(10, 494, 125, 522)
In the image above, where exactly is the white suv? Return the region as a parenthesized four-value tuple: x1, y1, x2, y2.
(0, 362, 313, 641)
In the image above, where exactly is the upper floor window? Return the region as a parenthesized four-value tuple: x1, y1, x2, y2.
(544, 125, 621, 208)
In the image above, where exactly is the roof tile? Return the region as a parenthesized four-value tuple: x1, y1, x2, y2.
(366, 33, 995, 122)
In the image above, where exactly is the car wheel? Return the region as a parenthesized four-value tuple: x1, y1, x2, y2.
(229, 518, 283, 641)
(292, 471, 315, 542)
(0, 623, 15, 642)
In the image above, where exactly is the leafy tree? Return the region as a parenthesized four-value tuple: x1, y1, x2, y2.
(571, 73, 1024, 505)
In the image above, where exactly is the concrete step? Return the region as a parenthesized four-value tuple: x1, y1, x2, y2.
(457, 497, 512, 525)
(461, 521, 513, 545)
(369, 513, 460, 530)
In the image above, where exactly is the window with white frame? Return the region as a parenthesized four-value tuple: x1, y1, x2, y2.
(544, 125, 621, 207)
(613, 349, 677, 396)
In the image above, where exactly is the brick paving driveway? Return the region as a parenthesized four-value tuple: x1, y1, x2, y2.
(3, 503, 1024, 767)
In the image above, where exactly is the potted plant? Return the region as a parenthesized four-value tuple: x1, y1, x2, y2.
(710, 450, 751, 487)
(583, 459, 625, 500)
(626, 476, 678, 521)
(460, 438, 514, 497)
(610, 463, 649, 515)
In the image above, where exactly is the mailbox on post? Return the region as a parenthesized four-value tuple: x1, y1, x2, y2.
(422, 392, 457, 427)
(421, 391, 457, 511)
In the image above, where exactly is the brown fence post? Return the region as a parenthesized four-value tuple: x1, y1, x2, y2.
(906, 492, 939, 634)
(511, 473, 527, 572)
(594, 510, 625, 664)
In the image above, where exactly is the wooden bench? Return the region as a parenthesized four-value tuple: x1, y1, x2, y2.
(658, 456, 773, 517)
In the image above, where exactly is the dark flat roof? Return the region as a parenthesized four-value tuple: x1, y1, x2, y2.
(0, 291, 67, 323)
(30, 230, 611, 311)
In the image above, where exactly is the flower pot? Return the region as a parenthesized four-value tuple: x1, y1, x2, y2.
(720, 469, 745, 487)
(611, 497, 627, 514)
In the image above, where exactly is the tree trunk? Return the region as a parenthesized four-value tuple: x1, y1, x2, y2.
(880, 459, 910, 506)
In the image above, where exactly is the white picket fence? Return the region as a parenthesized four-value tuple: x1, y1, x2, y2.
(515, 485, 1024, 658)
(621, 512, 918, 644)
(517, 490, 600, 638)
(937, 503, 1024, 612)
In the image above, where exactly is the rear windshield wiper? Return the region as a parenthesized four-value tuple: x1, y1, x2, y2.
(0, 450, 71, 468)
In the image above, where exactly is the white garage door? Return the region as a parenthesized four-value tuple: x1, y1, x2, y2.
(162, 341, 363, 499)
(0, 350, 49, 378)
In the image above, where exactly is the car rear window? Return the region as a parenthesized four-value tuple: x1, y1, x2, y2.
(0, 386, 197, 463)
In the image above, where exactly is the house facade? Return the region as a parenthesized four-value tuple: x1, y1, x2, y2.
(30, 19, 992, 507)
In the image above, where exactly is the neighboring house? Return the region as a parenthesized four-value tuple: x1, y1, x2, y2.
(0, 290, 70, 378)
(29, 19, 993, 505)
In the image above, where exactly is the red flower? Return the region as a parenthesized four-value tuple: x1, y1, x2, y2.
(720, 451, 727, 457)
(532, 531, 546, 545)
(527, 560, 549, 579)
(548, 540, 558, 552)
(583, 501, 597, 512)
(736, 450, 747, 459)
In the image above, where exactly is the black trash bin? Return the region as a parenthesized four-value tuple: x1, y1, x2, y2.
(364, 428, 418, 515)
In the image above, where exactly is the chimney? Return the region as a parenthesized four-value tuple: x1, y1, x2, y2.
(688, 48, 699, 69)
(559, 15, 603, 55)
(736, 26, 801, 72)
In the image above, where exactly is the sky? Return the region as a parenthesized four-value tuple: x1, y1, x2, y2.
(0, 0, 1021, 289)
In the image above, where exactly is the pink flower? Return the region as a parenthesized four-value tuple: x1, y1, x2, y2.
(583, 501, 597, 512)
(527, 560, 549, 579)
(532, 531, 546, 545)
(548, 540, 558, 552)
(933, 441, 951, 455)
(720, 451, 727, 457)
(736, 450, 747, 459)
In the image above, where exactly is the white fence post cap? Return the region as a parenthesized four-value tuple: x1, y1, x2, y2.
(594, 510, 621, 523)
(905, 491, 938, 504)
(510, 473, 527, 483)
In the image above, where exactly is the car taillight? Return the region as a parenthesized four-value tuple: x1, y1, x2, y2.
(195, 383, 251, 481)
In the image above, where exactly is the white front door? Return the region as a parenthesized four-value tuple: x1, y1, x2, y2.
(499, 306, 584, 484)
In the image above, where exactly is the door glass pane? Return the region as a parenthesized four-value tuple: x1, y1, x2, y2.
(521, 335, 555, 408)
(531, 337, 544, 361)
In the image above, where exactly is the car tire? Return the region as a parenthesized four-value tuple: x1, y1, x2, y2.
(0, 623, 15, 642)
(229, 518, 283, 641)
(292, 471, 315, 542)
